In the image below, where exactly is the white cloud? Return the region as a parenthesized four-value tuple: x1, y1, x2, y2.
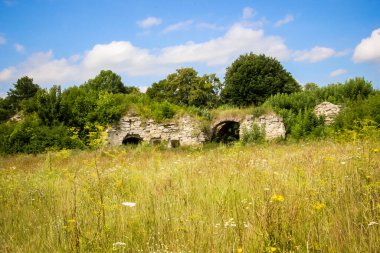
(330, 68, 347, 77)
(353, 28, 380, 64)
(242, 7, 255, 19)
(196, 22, 224, 31)
(0, 67, 15, 81)
(0, 35, 6, 45)
(14, 43, 25, 53)
(159, 24, 290, 66)
(137, 17, 162, 29)
(163, 20, 193, 33)
(294, 46, 347, 63)
(275, 14, 294, 27)
(0, 23, 293, 85)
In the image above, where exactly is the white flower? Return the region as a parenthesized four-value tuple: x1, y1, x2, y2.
(122, 202, 136, 207)
(112, 242, 126, 250)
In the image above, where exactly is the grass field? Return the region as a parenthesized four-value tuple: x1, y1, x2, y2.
(0, 140, 379, 252)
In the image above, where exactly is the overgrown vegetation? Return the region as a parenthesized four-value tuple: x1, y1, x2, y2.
(0, 52, 380, 252)
(0, 53, 379, 153)
(1, 136, 379, 252)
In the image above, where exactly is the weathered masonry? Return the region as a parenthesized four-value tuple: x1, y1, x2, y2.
(107, 113, 286, 147)
(107, 115, 207, 148)
(107, 102, 341, 147)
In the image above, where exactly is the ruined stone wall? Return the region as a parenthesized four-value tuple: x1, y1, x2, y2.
(240, 113, 286, 140)
(107, 115, 206, 147)
(314, 102, 341, 125)
(109, 112, 287, 147)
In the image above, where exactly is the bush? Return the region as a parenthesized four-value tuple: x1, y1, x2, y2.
(241, 124, 266, 144)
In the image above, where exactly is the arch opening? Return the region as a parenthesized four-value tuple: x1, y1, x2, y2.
(122, 134, 142, 145)
(212, 121, 240, 143)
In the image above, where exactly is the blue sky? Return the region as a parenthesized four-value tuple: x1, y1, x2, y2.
(0, 0, 380, 95)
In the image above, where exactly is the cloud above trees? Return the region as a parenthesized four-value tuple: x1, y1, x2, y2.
(353, 28, 380, 64)
(0, 8, 347, 87)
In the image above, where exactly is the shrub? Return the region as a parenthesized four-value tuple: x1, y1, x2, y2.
(241, 124, 266, 144)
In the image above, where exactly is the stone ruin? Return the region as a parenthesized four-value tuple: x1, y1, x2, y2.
(107, 115, 207, 148)
(314, 101, 341, 125)
(107, 102, 341, 147)
(108, 112, 286, 147)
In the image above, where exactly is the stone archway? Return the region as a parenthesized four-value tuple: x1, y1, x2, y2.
(122, 134, 142, 145)
(212, 120, 240, 143)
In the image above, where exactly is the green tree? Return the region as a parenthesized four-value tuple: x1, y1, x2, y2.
(146, 68, 222, 108)
(0, 97, 14, 122)
(304, 82, 319, 92)
(24, 86, 62, 126)
(7, 76, 40, 109)
(221, 53, 300, 106)
(83, 70, 132, 94)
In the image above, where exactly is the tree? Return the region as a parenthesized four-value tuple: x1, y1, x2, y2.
(83, 70, 132, 94)
(304, 83, 319, 92)
(7, 76, 40, 109)
(221, 53, 301, 106)
(146, 68, 222, 108)
(0, 97, 14, 122)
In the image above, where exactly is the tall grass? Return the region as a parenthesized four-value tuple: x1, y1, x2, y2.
(0, 140, 379, 252)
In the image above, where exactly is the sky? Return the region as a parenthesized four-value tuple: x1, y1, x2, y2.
(0, 0, 380, 96)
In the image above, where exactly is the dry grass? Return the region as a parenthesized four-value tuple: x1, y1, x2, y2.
(0, 140, 379, 252)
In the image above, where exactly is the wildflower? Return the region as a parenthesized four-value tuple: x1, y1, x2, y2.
(113, 242, 126, 250)
(313, 202, 326, 211)
(373, 148, 379, 153)
(224, 218, 237, 228)
(271, 194, 284, 202)
(266, 246, 277, 252)
(122, 202, 136, 207)
(237, 247, 243, 253)
(368, 221, 379, 226)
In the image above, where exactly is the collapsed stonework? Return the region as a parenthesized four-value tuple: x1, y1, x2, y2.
(314, 102, 341, 125)
(107, 115, 207, 148)
(108, 103, 342, 147)
(108, 112, 287, 147)
(240, 113, 286, 140)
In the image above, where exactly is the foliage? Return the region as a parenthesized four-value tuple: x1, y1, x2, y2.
(0, 97, 14, 122)
(0, 114, 84, 154)
(241, 124, 265, 144)
(221, 53, 301, 106)
(7, 76, 40, 110)
(146, 68, 222, 108)
(82, 70, 139, 94)
(266, 77, 377, 140)
(303, 82, 319, 92)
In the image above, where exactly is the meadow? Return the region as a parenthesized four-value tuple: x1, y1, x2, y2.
(0, 138, 379, 252)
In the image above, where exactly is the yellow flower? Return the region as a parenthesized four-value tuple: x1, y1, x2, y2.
(266, 246, 277, 252)
(373, 148, 379, 153)
(271, 194, 284, 202)
(237, 248, 243, 253)
(313, 202, 326, 210)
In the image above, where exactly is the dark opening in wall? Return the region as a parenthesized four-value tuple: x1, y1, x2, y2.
(150, 138, 161, 145)
(170, 139, 180, 148)
(212, 121, 240, 143)
(122, 134, 142, 145)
